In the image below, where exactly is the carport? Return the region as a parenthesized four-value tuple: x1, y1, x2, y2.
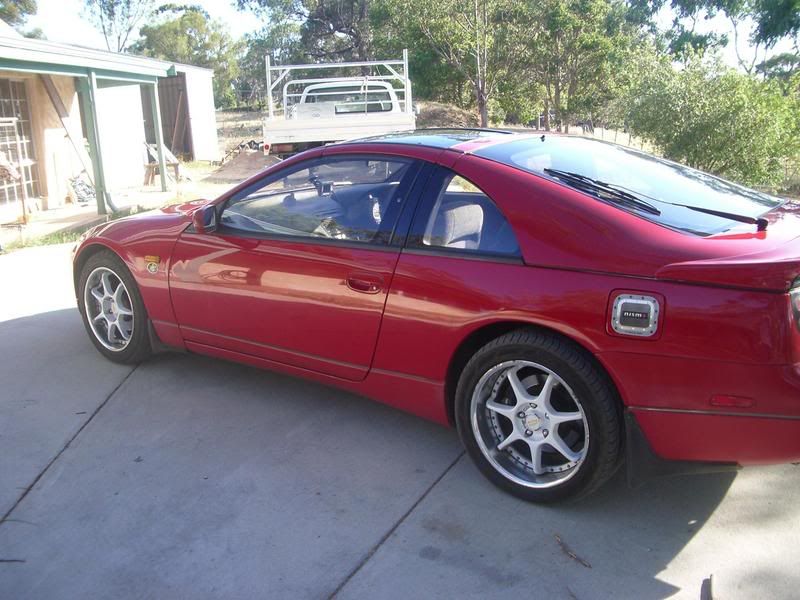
(0, 36, 172, 215)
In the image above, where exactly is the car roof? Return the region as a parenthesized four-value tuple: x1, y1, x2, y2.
(342, 128, 521, 151)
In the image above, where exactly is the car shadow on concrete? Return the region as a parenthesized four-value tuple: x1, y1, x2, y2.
(336, 445, 740, 599)
(0, 308, 780, 599)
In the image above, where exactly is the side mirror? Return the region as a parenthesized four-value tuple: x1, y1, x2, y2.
(192, 204, 218, 234)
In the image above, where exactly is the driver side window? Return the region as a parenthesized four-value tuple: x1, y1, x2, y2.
(221, 157, 411, 244)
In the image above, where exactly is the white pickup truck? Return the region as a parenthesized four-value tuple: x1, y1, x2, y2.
(263, 52, 416, 155)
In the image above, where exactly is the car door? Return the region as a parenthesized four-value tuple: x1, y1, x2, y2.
(370, 163, 524, 382)
(169, 153, 425, 381)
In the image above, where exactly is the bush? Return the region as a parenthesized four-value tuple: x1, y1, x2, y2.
(626, 55, 800, 186)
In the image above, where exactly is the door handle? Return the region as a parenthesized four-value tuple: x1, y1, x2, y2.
(346, 276, 382, 294)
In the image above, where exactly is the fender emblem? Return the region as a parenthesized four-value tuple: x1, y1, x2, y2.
(145, 255, 160, 274)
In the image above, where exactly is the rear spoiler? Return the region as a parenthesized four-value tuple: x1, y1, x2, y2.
(656, 251, 800, 292)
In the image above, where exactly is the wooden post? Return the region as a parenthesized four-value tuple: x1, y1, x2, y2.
(146, 82, 168, 192)
(78, 72, 109, 215)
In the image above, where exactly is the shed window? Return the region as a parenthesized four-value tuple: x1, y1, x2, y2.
(0, 79, 39, 210)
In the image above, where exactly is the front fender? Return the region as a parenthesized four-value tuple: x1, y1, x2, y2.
(73, 205, 198, 347)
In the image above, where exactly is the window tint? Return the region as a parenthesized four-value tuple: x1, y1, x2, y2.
(221, 158, 412, 244)
(415, 173, 520, 256)
(474, 136, 784, 235)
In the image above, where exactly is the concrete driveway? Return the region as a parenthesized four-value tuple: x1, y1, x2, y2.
(1, 244, 798, 600)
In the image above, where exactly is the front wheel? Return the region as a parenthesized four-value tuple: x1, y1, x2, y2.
(77, 250, 152, 364)
(455, 329, 621, 503)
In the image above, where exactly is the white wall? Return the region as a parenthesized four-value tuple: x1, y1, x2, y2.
(94, 84, 146, 190)
(182, 68, 220, 162)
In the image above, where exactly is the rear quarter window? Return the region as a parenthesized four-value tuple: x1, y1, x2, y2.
(410, 171, 520, 257)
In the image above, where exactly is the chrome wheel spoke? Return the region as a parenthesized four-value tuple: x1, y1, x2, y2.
(497, 430, 521, 451)
(506, 367, 532, 404)
(536, 374, 557, 410)
(91, 287, 104, 303)
(526, 440, 545, 475)
(549, 410, 583, 424)
(547, 431, 580, 463)
(486, 399, 517, 419)
(117, 322, 132, 341)
(116, 304, 133, 316)
(100, 272, 114, 296)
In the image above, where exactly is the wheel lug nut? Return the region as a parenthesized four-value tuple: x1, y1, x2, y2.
(517, 412, 525, 418)
(543, 430, 549, 437)
(530, 403, 537, 409)
(525, 429, 533, 436)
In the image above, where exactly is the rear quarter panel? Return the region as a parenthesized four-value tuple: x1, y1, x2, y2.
(374, 252, 792, 415)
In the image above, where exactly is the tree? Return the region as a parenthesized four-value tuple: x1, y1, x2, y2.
(523, 0, 636, 131)
(236, 22, 305, 107)
(628, 0, 800, 52)
(0, 0, 37, 27)
(83, 0, 155, 52)
(237, 0, 374, 60)
(132, 5, 243, 107)
(390, 0, 521, 127)
(753, 0, 800, 45)
(757, 52, 800, 95)
(626, 54, 800, 185)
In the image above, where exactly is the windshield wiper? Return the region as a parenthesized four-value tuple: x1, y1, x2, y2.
(600, 181, 770, 232)
(667, 203, 769, 231)
(544, 169, 769, 231)
(543, 169, 662, 216)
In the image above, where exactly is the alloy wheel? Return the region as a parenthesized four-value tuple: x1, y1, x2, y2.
(83, 266, 135, 352)
(470, 360, 589, 489)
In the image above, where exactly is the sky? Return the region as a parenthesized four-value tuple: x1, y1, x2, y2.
(27, 0, 264, 50)
(24, 0, 795, 69)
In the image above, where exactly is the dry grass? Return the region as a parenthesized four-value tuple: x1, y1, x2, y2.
(216, 110, 263, 155)
(416, 101, 480, 129)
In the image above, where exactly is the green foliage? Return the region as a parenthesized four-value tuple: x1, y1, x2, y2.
(237, 0, 374, 60)
(23, 27, 45, 39)
(388, 0, 524, 126)
(757, 52, 800, 94)
(0, 0, 37, 27)
(625, 54, 800, 185)
(132, 6, 243, 108)
(628, 0, 800, 51)
(522, 0, 637, 130)
(753, 0, 800, 45)
(237, 22, 305, 107)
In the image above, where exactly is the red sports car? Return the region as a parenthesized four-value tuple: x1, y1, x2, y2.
(73, 129, 800, 502)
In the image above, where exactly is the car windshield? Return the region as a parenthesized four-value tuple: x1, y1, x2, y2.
(474, 136, 784, 235)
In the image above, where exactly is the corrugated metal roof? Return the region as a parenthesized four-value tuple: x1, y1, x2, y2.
(0, 35, 214, 79)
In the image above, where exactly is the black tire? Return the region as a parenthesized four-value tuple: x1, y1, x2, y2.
(77, 250, 152, 364)
(455, 328, 621, 503)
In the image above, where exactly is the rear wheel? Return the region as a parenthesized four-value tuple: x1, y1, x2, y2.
(78, 250, 151, 364)
(455, 329, 621, 503)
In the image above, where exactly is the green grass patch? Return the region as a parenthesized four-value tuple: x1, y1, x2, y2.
(1, 204, 149, 254)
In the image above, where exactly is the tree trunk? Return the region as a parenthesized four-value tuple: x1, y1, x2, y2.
(478, 92, 489, 127)
(543, 97, 551, 131)
(554, 81, 562, 132)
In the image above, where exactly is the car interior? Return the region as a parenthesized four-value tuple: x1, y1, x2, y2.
(221, 161, 408, 242)
(221, 162, 520, 255)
